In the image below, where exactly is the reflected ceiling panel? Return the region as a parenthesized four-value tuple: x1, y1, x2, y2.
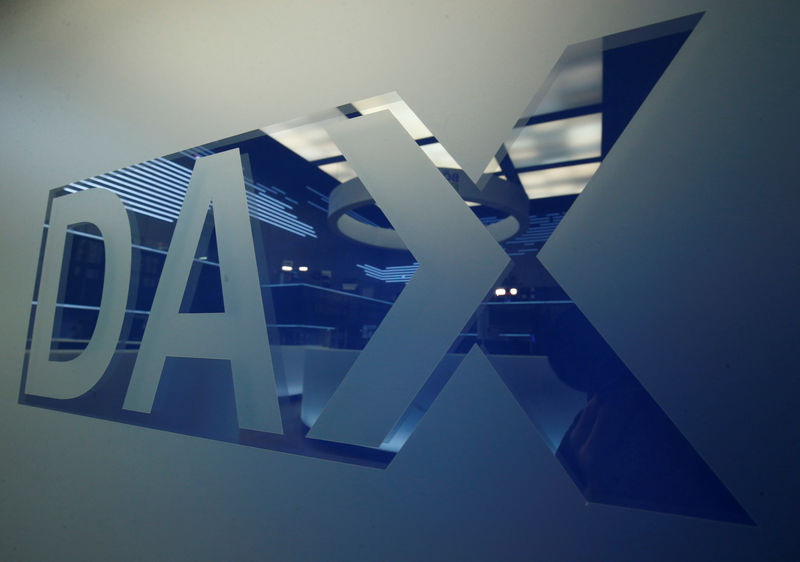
(352, 92, 433, 140)
(261, 108, 346, 161)
(319, 161, 358, 183)
(266, 122, 343, 161)
(263, 93, 440, 171)
(506, 113, 602, 169)
(483, 157, 502, 174)
(518, 161, 600, 199)
(532, 41, 603, 116)
(420, 142, 461, 169)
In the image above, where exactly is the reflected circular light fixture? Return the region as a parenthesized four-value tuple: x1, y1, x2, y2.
(327, 169, 529, 250)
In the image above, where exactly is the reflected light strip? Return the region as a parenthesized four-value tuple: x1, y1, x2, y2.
(483, 300, 573, 305)
(70, 157, 317, 239)
(106, 169, 187, 204)
(267, 324, 336, 331)
(245, 181, 293, 209)
(79, 176, 184, 214)
(305, 185, 330, 202)
(50, 225, 219, 264)
(346, 211, 379, 227)
(153, 158, 193, 180)
(70, 182, 177, 222)
(262, 283, 393, 305)
(502, 212, 566, 257)
(307, 201, 328, 213)
(127, 164, 190, 195)
(245, 193, 317, 238)
(63, 189, 171, 224)
(31, 301, 151, 315)
(357, 263, 419, 283)
(28, 308, 347, 331)
(245, 189, 301, 215)
(76, 175, 182, 213)
(180, 146, 214, 159)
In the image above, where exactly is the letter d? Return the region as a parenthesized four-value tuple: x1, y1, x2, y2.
(26, 188, 131, 399)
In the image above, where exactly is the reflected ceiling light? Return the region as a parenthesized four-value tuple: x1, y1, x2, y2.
(519, 162, 600, 199)
(261, 107, 343, 136)
(483, 157, 502, 174)
(262, 108, 346, 161)
(264, 94, 460, 183)
(298, 266, 309, 272)
(267, 123, 343, 161)
(357, 263, 419, 284)
(419, 143, 461, 170)
(281, 265, 293, 272)
(69, 157, 318, 238)
(509, 288, 518, 295)
(532, 41, 603, 116)
(505, 113, 601, 168)
(318, 161, 358, 183)
(495, 288, 507, 297)
(352, 92, 433, 140)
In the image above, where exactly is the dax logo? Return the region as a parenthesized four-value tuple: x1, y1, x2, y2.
(17, 12, 752, 524)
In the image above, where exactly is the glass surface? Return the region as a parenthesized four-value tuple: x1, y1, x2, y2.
(505, 113, 602, 169)
(20, 12, 749, 523)
(518, 161, 601, 199)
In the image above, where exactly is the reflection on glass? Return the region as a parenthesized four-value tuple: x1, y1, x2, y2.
(266, 122, 344, 161)
(419, 142, 462, 169)
(20, 11, 747, 524)
(318, 161, 358, 183)
(483, 157, 502, 174)
(518, 161, 601, 199)
(352, 92, 434, 140)
(505, 113, 602, 168)
(532, 39, 603, 116)
(544, 306, 751, 523)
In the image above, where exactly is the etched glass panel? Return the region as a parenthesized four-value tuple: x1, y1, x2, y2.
(19, 12, 750, 524)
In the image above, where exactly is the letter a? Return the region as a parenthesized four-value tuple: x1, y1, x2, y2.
(123, 149, 283, 434)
